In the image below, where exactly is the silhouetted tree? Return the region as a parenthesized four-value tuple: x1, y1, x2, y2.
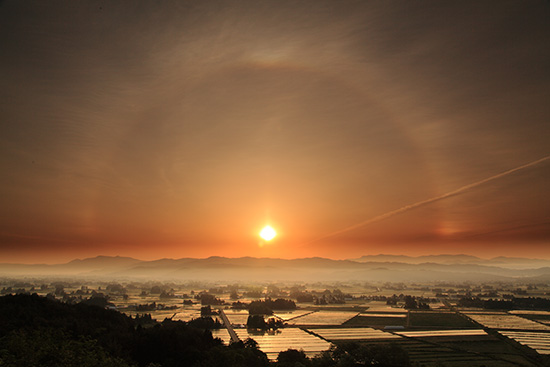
(247, 314, 266, 329)
(277, 349, 310, 367)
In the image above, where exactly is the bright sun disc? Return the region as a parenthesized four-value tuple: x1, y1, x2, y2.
(259, 226, 276, 241)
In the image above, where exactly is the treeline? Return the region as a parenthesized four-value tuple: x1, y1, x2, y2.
(0, 294, 410, 366)
(0, 294, 263, 367)
(249, 298, 296, 315)
(199, 294, 296, 315)
(386, 295, 431, 310)
(289, 288, 350, 304)
(458, 296, 550, 310)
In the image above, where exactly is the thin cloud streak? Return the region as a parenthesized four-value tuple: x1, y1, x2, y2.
(306, 155, 550, 245)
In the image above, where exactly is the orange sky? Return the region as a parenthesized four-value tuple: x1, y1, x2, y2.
(1, 1, 549, 264)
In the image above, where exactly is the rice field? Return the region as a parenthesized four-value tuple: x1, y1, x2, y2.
(234, 328, 332, 360)
(343, 315, 407, 327)
(213, 327, 333, 360)
(273, 310, 315, 321)
(124, 306, 202, 322)
(509, 310, 550, 316)
(360, 312, 406, 318)
(223, 310, 250, 326)
(385, 338, 522, 367)
(395, 329, 488, 338)
(308, 327, 401, 341)
(464, 313, 550, 331)
(363, 301, 407, 312)
(499, 331, 550, 355)
(409, 312, 476, 328)
(288, 311, 359, 325)
(173, 324, 538, 366)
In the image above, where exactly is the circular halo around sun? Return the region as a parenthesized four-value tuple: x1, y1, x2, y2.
(259, 225, 276, 241)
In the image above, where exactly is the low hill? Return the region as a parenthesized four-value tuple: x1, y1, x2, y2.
(2, 254, 550, 282)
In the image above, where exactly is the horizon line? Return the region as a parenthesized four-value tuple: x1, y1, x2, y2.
(2, 252, 550, 266)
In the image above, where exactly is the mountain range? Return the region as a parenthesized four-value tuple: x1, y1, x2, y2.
(2, 254, 550, 283)
(352, 254, 550, 268)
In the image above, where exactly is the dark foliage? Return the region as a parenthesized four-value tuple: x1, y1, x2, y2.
(248, 298, 296, 315)
(277, 349, 310, 367)
(458, 296, 550, 310)
(0, 328, 131, 367)
(188, 316, 222, 329)
(0, 294, 409, 367)
(198, 293, 225, 306)
(246, 314, 266, 329)
(0, 294, 259, 367)
(313, 342, 411, 367)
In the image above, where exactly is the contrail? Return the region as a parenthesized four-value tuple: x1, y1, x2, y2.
(305, 155, 550, 245)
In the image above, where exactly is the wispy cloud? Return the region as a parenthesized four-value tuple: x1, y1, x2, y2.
(306, 155, 550, 245)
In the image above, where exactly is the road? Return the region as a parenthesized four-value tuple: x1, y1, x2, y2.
(218, 308, 240, 344)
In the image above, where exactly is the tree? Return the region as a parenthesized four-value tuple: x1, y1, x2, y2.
(247, 314, 266, 329)
(248, 301, 273, 315)
(230, 290, 239, 300)
(201, 305, 213, 316)
(277, 349, 310, 367)
(266, 317, 283, 330)
(404, 295, 418, 310)
(0, 329, 131, 367)
(200, 293, 224, 305)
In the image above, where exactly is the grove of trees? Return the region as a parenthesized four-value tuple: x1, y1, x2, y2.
(0, 294, 410, 367)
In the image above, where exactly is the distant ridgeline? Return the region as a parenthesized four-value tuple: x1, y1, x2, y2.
(0, 294, 411, 367)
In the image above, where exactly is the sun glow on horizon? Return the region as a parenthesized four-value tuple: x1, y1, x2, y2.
(259, 225, 277, 241)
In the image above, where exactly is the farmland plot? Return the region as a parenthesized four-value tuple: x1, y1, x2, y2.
(360, 313, 406, 318)
(396, 329, 487, 338)
(343, 314, 407, 327)
(508, 311, 550, 327)
(509, 310, 550, 316)
(392, 338, 525, 367)
(234, 328, 332, 360)
(410, 311, 476, 328)
(499, 331, 550, 355)
(364, 301, 407, 312)
(223, 310, 250, 326)
(309, 327, 401, 341)
(288, 311, 359, 325)
(274, 310, 315, 321)
(124, 307, 201, 322)
(464, 313, 550, 331)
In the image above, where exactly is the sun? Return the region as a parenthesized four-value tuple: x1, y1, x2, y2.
(259, 225, 277, 241)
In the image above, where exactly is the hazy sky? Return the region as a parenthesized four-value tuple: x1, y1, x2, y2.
(1, 0, 549, 263)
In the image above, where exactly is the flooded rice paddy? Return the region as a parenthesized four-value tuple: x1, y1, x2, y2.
(287, 311, 359, 325)
(395, 329, 487, 337)
(212, 328, 332, 360)
(309, 327, 400, 341)
(499, 331, 550, 354)
(464, 313, 550, 330)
